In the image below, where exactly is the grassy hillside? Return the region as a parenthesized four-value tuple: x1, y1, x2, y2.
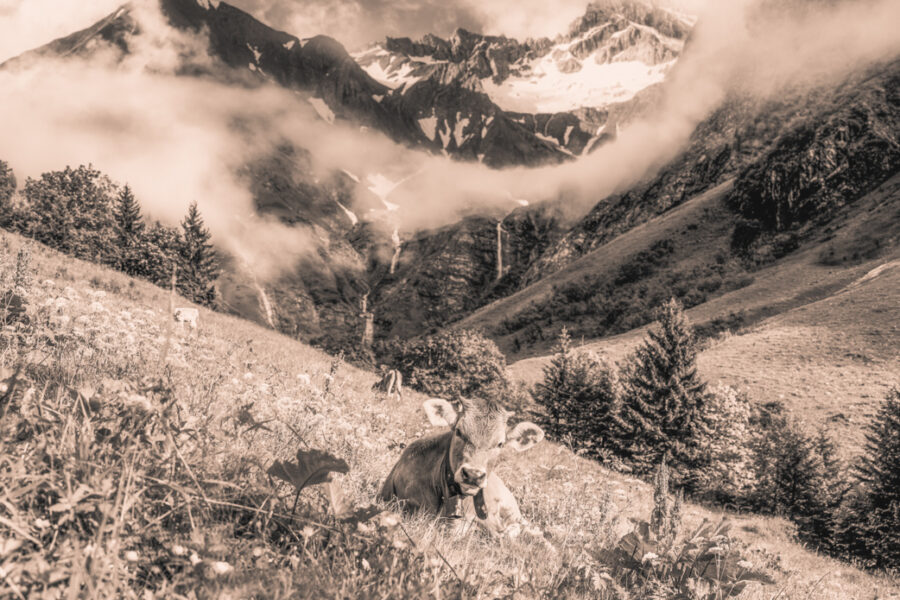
(1, 229, 898, 598)
(506, 175, 900, 457)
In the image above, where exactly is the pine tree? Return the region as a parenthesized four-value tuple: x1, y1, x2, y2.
(533, 329, 625, 456)
(113, 185, 145, 275)
(853, 388, 900, 569)
(0, 160, 16, 228)
(178, 201, 218, 306)
(141, 221, 181, 287)
(619, 298, 709, 482)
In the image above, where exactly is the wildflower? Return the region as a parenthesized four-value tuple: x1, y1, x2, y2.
(34, 518, 51, 529)
(124, 550, 139, 562)
(708, 546, 726, 555)
(641, 552, 659, 563)
(737, 560, 753, 569)
(189, 552, 202, 566)
(211, 561, 232, 576)
(89, 301, 106, 313)
(171, 544, 187, 557)
(361, 558, 371, 571)
(252, 547, 264, 558)
(300, 526, 316, 539)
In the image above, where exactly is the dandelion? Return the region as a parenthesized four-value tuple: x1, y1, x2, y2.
(301, 526, 316, 539)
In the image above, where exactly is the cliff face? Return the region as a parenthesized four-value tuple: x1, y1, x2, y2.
(729, 62, 900, 231)
(521, 58, 900, 283)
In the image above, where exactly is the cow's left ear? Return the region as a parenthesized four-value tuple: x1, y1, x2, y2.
(423, 398, 458, 427)
(506, 422, 544, 452)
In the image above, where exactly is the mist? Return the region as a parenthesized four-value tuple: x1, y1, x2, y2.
(1, 0, 899, 281)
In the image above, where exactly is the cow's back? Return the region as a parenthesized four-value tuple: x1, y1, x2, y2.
(379, 431, 451, 513)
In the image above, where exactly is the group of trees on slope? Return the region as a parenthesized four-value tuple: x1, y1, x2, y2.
(532, 299, 900, 571)
(0, 161, 218, 306)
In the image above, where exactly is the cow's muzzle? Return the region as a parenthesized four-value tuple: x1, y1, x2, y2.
(457, 465, 487, 494)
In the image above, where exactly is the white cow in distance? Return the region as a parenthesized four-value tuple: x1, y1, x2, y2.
(173, 307, 199, 332)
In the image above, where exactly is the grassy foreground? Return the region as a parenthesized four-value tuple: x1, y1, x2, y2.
(0, 229, 897, 599)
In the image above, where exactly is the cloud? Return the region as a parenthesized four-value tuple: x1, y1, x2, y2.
(1, 0, 898, 281)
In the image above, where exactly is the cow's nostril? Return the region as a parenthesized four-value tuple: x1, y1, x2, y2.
(461, 467, 486, 485)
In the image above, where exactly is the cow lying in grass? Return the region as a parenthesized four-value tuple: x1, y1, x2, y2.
(379, 397, 544, 536)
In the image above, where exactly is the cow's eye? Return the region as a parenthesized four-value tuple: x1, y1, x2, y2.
(497, 441, 504, 448)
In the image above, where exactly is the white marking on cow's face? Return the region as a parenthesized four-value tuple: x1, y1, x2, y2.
(421, 398, 544, 496)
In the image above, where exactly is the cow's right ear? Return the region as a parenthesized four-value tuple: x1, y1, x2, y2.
(423, 398, 457, 427)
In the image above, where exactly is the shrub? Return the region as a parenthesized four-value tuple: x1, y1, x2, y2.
(390, 328, 509, 400)
(18, 165, 119, 265)
(692, 385, 756, 503)
(598, 461, 774, 598)
(619, 298, 710, 484)
(532, 329, 624, 459)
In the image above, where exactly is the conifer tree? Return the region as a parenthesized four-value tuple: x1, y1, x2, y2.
(619, 298, 709, 481)
(0, 160, 16, 228)
(113, 185, 145, 275)
(533, 329, 624, 456)
(853, 388, 900, 568)
(178, 201, 218, 306)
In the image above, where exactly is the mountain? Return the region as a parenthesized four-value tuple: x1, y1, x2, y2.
(456, 56, 900, 358)
(1, 0, 699, 359)
(354, 0, 692, 157)
(6, 0, 897, 367)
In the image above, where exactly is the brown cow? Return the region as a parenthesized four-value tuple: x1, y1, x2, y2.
(378, 397, 543, 534)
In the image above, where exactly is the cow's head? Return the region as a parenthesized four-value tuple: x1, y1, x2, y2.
(423, 398, 544, 496)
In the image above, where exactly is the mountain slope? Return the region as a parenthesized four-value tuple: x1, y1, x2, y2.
(2, 227, 896, 599)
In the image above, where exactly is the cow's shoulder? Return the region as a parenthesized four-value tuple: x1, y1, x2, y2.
(403, 430, 451, 460)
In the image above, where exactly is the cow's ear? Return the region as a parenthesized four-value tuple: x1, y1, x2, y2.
(423, 398, 457, 427)
(506, 422, 544, 452)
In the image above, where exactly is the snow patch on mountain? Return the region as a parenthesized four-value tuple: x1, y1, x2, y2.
(418, 116, 437, 141)
(308, 97, 335, 124)
(482, 58, 673, 113)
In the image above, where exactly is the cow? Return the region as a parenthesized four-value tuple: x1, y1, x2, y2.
(378, 397, 544, 536)
(173, 307, 199, 332)
(372, 368, 403, 400)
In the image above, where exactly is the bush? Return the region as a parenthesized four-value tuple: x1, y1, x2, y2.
(532, 329, 624, 459)
(390, 329, 509, 400)
(692, 385, 756, 503)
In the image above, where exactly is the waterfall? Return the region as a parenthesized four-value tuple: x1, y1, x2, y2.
(255, 283, 276, 329)
(496, 220, 504, 282)
(390, 227, 402, 275)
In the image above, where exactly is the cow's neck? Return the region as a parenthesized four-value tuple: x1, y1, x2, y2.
(438, 431, 462, 507)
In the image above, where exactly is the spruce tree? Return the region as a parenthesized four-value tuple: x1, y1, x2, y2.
(0, 160, 16, 228)
(854, 388, 900, 569)
(533, 329, 624, 457)
(113, 185, 145, 275)
(178, 201, 218, 306)
(619, 298, 709, 482)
